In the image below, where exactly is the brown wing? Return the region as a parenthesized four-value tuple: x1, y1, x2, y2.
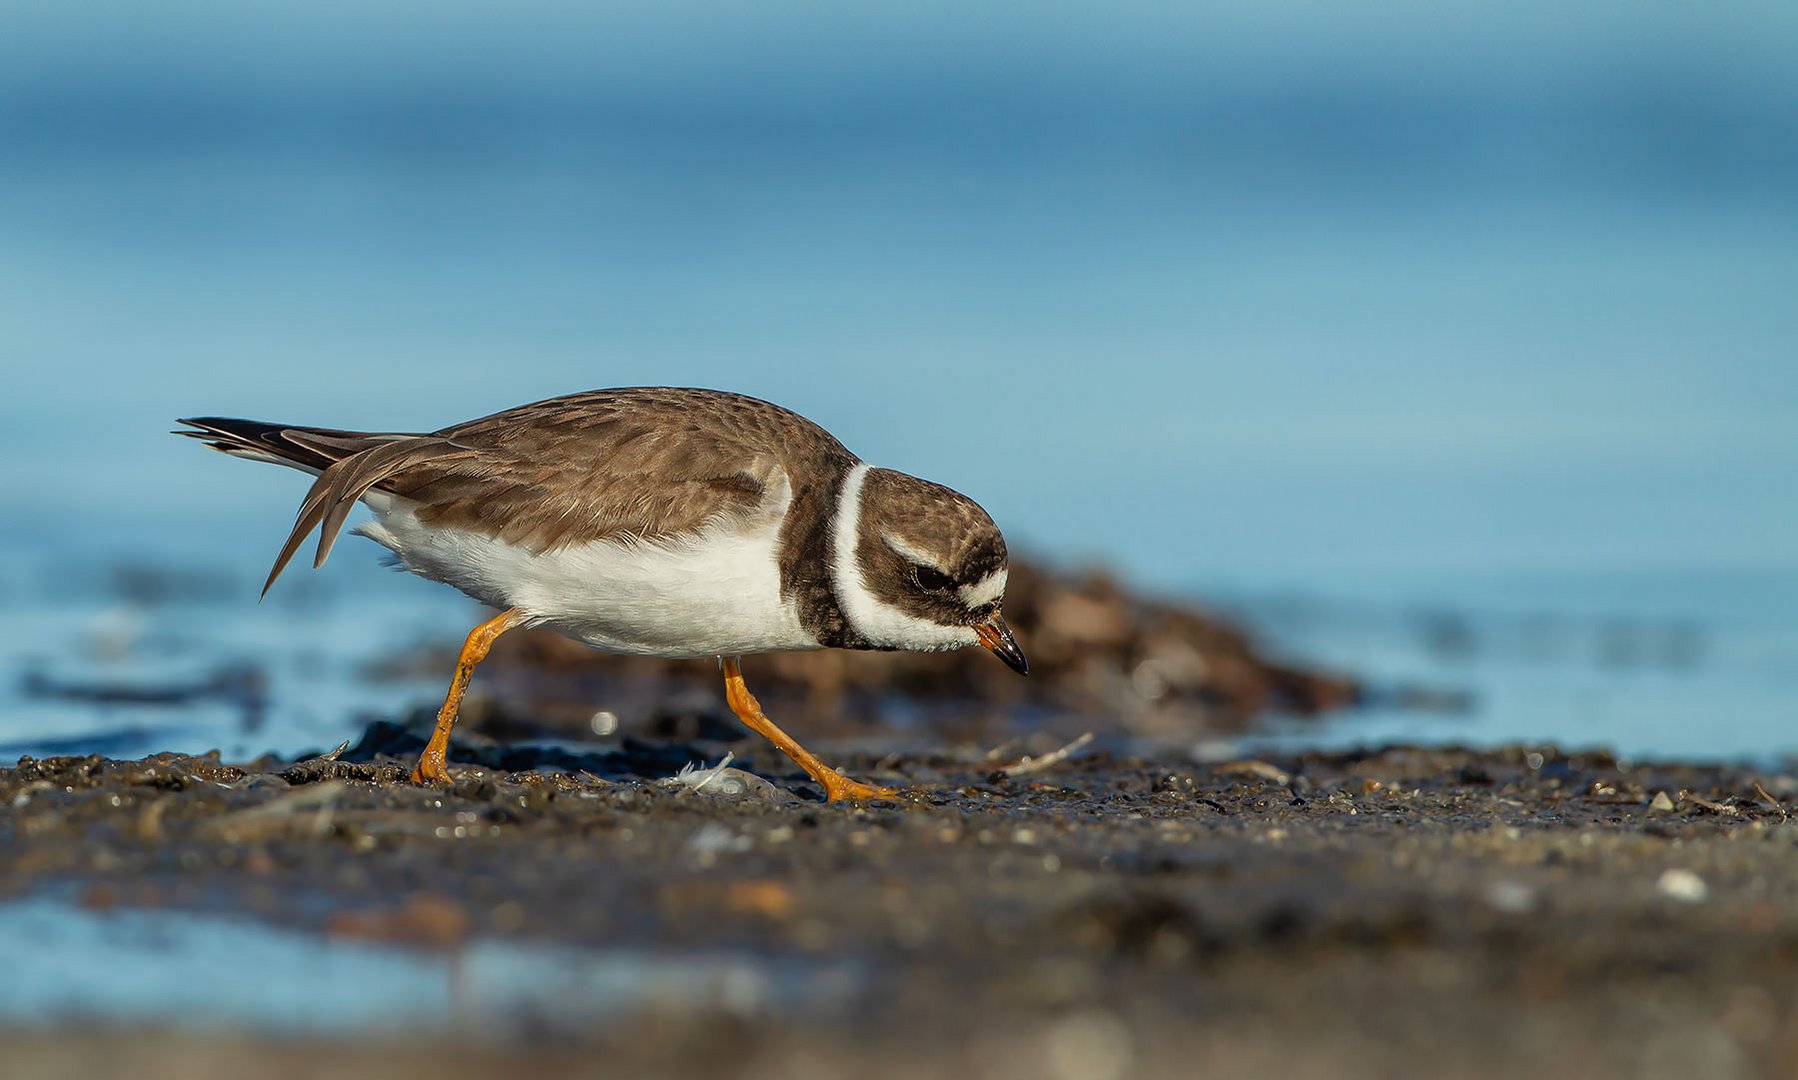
(403, 388, 855, 550)
(184, 389, 858, 596)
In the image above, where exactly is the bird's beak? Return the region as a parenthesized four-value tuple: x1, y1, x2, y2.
(976, 613, 1029, 676)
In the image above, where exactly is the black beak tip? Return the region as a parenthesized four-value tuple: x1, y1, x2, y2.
(1005, 648, 1030, 676)
(992, 639, 1029, 676)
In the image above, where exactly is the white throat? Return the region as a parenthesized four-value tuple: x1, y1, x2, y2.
(829, 463, 978, 652)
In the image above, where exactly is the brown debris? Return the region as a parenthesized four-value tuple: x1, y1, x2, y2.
(327, 894, 471, 950)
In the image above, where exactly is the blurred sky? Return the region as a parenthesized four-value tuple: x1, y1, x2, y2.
(3, 0, 1795, 595)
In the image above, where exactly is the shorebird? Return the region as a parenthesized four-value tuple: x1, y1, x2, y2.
(177, 388, 1027, 801)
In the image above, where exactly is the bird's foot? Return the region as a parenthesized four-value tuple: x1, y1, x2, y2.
(410, 749, 451, 786)
(818, 770, 901, 803)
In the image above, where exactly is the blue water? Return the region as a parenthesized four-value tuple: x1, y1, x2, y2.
(1221, 570, 1798, 763)
(0, 896, 853, 1034)
(1, 1, 1795, 760)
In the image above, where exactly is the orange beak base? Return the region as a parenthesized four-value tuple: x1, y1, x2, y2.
(976, 614, 1029, 676)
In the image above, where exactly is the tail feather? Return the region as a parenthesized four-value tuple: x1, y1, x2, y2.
(262, 478, 337, 598)
(174, 416, 456, 596)
(175, 417, 379, 472)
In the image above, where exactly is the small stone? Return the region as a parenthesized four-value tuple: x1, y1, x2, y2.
(1656, 868, 1708, 903)
(725, 880, 795, 920)
(1044, 1008, 1134, 1080)
(1649, 791, 1675, 812)
(1483, 880, 1538, 914)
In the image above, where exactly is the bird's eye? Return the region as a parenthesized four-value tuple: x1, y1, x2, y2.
(913, 565, 955, 592)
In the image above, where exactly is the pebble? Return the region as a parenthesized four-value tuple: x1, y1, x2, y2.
(1656, 868, 1709, 903)
(1044, 1008, 1134, 1080)
(684, 823, 751, 865)
(1483, 880, 1538, 914)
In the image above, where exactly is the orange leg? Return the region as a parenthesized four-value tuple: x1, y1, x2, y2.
(721, 656, 899, 802)
(411, 608, 522, 785)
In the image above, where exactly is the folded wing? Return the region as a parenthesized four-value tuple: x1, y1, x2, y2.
(177, 389, 800, 597)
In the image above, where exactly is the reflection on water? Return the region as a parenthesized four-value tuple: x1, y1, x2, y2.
(20, 661, 267, 734)
(0, 543, 471, 763)
(0, 896, 856, 1035)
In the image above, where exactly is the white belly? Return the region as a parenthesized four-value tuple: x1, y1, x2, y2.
(354, 494, 818, 659)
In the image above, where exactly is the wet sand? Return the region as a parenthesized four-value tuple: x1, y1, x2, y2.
(5, 730, 1797, 1079)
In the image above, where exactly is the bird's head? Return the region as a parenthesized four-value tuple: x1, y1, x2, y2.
(831, 465, 1028, 673)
